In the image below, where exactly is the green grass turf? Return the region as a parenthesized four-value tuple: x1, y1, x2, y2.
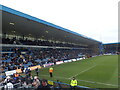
(31, 55, 118, 88)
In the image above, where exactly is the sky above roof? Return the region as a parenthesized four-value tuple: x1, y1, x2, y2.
(1, 0, 119, 44)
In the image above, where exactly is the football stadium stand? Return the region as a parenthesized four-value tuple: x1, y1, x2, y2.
(1, 5, 103, 89)
(103, 43, 120, 55)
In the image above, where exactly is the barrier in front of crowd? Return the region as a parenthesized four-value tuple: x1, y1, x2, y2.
(0, 80, 99, 89)
(43, 57, 84, 67)
(48, 80, 99, 90)
(5, 57, 85, 76)
(5, 65, 41, 76)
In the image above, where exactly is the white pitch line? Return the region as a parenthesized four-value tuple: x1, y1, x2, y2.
(69, 65, 97, 79)
(40, 74, 118, 87)
(78, 79, 118, 87)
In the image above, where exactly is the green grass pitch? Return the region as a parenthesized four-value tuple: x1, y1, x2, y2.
(31, 55, 118, 88)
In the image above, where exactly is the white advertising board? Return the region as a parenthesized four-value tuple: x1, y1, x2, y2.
(56, 61, 63, 65)
(72, 59, 76, 61)
(5, 70, 16, 76)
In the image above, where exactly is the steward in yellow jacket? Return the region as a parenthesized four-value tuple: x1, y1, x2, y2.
(70, 77, 77, 89)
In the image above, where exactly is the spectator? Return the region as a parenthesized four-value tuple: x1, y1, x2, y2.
(18, 74, 24, 84)
(32, 76, 41, 89)
(4, 76, 11, 84)
(4, 81, 14, 89)
(35, 68, 39, 76)
(14, 73, 19, 78)
(41, 79, 50, 88)
(47, 80, 54, 89)
(25, 68, 31, 77)
(21, 66, 24, 73)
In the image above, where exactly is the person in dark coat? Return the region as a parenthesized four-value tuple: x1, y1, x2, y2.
(35, 68, 39, 76)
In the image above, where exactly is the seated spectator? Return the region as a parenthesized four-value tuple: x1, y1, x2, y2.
(4, 76, 11, 84)
(4, 80, 14, 89)
(14, 73, 19, 78)
(18, 74, 24, 84)
(2, 37, 84, 48)
(41, 79, 49, 88)
(13, 77, 19, 84)
(47, 80, 54, 89)
(25, 75, 33, 85)
(32, 76, 41, 89)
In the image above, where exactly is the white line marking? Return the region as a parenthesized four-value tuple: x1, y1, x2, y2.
(78, 79, 118, 87)
(40, 75, 118, 87)
(69, 65, 97, 79)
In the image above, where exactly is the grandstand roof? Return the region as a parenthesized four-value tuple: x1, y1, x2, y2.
(1, 5, 101, 46)
(103, 42, 120, 45)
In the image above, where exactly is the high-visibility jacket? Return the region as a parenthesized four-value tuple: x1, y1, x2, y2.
(14, 74, 19, 77)
(48, 80, 54, 85)
(70, 80, 77, 86)
(49, 67, 53, 73)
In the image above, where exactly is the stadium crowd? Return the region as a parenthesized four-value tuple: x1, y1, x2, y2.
(2, 47, 83, 72)
(2, 37, 87, 48)
(0, 73, 54, 89)
(1, 47, 84, 89)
